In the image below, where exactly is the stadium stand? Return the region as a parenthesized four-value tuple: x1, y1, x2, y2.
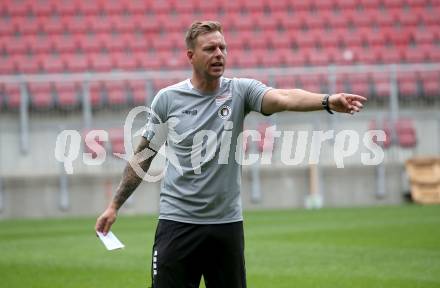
(0, 0, 439, 110)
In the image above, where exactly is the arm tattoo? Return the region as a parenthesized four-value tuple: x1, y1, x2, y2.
(113, 139, 155, 209)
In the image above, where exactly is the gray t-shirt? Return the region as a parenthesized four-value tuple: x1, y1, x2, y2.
(143, 77, 272, 224)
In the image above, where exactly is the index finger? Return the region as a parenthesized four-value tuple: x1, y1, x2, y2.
(344, 94, 368, 102)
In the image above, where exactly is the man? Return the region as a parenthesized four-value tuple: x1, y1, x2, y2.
(95, 21, 366, 287)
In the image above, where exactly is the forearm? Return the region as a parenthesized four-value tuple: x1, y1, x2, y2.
(110, 163, 144, 210)
(282, 89, 325, 112)
(109, 139, 156, 210)
(262, 88, 326, 114)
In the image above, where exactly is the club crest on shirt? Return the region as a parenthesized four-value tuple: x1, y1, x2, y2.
(218, 104, 232, 120)
(215, 94, 232, 106)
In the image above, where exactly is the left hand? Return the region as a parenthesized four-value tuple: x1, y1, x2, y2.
(329, 93, 367, 114)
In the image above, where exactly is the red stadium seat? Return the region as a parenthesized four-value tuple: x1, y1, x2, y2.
(255, 17, 279, 31)
(372, 73, 391, 100)
(135, 52, 163, 70)
(88, 15, 113, 33)
(41, 54, 65, 73)
(361, 28, 387, 46)
(236, 50, 259, 68)
(0, 17, 17, 35)
(113, 52, 138, 71)
(279, 48, 308, 67)
(136, 15, 160, 32)
(90, 53, 113, 72)
(4, 36, 28, 55)
(397, 73, 419, 99)
(53, 1, 78, 15)
(395, 118, 417, 148)
(100, 0, 126, 15)
(156, 50, 187, 70)
(274, 75, 296, 89)
(99, 33, 126, 52)
(52, 34, 78, 53)
(355, 47, 381, 64)
(382, 0, 406, 8)
(386, 27, 412, 46)
(78, 33, 102, 52)
(55, 82, 80, 108)
(126, 1, 148, 13)
(0, 56, 16, 74)
(267, 0, 291, 12)
(64, 16, 89, 33)
(4, 84, 21, 109)
(274, 11, 305, 30)
(373, 11, 394, 27)
(345, 73, 371, 96)
(149, 0, 173, 14)
(14, 55, 41, 74)
(27, 34, 53, 53)
(413, 29, 435, 44)
(259, 49, 283, 67)
(347, 8, 374, 27)
(294, 30, 319, 48)
(396, 9, 420, 26)
(231, 14, 256, 31)
(267, 31, 291, 49)
(298, 75, 323, 93)
(242, 0, 265, 12)
(104, 81, 128, 107)
(64, 53, 89, 72)
(404, 47, 427, 63)
(128, 80, 148, 105)
(14, 16, 42, 35)
(77, 1, 100, 15)
(109, 128, 125, 155)
(420, 72, 440, 98)
(175, 1, 196, 13)
(124, 33, 148, 52)
(336, 29, 364, 48)
(317, 31, 340, 48)
(40, 16, 66, 34)
(368, 119, 391, 149)
(89, 82, 105, 108)
(28, 82, 54, 110)
(379, 47, 403, 64)
(334, 0, 357, 9)
(307, 49, 331, 66)
(7, 1, 31, 16)
(112, 15, 138, 33)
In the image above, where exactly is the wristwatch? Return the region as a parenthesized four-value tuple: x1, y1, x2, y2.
(322, 94, 334, 114)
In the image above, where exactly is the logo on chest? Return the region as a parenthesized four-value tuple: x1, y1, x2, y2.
(218, 104, 232, 120)
(182, 109, 198, 116)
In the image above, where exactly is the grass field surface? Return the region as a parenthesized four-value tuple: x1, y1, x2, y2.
(1, 205, 439, 288)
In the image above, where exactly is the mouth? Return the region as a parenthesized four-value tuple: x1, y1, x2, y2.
(211, 62, 224, 68)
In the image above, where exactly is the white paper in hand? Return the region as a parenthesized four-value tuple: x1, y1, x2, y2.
(96, 231, 125, 250)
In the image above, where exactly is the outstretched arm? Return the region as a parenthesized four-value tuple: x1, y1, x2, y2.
(95, 137, 157, 235)
(261, 88, 367, 115)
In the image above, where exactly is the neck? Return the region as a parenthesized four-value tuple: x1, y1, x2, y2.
(191, 73, 220, 93)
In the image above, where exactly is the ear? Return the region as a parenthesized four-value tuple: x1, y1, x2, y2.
(187, 50, 194, 63)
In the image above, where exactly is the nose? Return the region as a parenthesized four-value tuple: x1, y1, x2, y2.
(214, 47, 224, 58)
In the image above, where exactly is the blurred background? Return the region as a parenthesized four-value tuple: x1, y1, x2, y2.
(0, 0, 439, 219)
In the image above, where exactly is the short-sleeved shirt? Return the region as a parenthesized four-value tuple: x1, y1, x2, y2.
(143, 77, 272, 224)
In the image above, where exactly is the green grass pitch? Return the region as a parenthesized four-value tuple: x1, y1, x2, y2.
(1, 205, 439, 288)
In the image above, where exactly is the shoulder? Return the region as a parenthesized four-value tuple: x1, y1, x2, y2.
(153, 79, 189, 103)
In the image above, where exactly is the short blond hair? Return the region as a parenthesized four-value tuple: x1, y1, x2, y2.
(185, 21, 223, 49)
